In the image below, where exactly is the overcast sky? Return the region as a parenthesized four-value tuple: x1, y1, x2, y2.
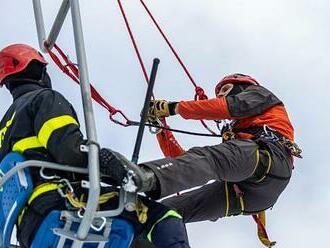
(1, 0, 329, 247)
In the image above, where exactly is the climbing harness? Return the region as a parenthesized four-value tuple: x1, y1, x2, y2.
(223, 122, 302, 248)
(231, 124, 303, 158)
(219, 121, 237, 142)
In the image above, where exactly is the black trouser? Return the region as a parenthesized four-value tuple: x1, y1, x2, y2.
(18, 187, 190, 248)
(142, 139, 292, 222)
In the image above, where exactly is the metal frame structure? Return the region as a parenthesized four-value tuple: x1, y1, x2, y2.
(1, 0, 160, 246)
(32, 0, 117, 245)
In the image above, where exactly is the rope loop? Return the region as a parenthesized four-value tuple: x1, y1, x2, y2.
(46, 43, 132, 127)
(194, 86, 208, 101)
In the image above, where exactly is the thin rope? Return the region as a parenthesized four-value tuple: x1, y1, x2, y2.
(139, 1, 219, 135)
(140, 0, 197, 88)
(47, 44, 131, 126)
(117, 0, 149, 84)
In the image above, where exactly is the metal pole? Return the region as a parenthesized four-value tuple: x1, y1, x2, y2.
(131, 58, 160, 164)
(46, 0, 70, 49)
(0, 161, 88, 188)
(32, 0, 47, 52)
(69, 0, 100, 240)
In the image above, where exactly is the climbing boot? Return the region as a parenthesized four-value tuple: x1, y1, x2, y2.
(99, 148, 157, 193)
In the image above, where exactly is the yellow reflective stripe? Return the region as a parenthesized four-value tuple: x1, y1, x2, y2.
(239, 196, 245, 215)
(18, 208, 26, 226)
(224, 182, 229, 217)
(12, 136, 43, 153)
(147, 210, 182, 242)
(6, 112, 16, 126)
(249, 149, 260, 177)
(38, 115, 78, 148)
(256, 150, 272, 183)
(28, 183, 62, 204)
(0, 112, 16, 149)
(18, 183, 62, 225)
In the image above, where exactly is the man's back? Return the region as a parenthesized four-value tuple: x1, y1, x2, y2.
(0, 84, 87, 183)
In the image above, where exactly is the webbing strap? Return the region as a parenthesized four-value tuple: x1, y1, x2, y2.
(253, 212, 276, 247)
(233, 181, 276, 247)
(46, 44, 131, 127)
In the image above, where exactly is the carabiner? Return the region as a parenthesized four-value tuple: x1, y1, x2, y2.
(109, 110, 131, 127)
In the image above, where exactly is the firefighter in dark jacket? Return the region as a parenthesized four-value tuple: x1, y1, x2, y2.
(0, 44, 190, 248)
(105, 73, 302, 246)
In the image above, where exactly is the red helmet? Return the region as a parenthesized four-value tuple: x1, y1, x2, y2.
(215, 73, 259, 96)
(0, 44, 47, 86)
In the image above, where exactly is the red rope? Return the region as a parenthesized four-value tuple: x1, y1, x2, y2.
(117, 0, 157, 104)
(47, 44, 131, 127)
(140, 0, 197, 88)
(117, 0, 149, 84)
(139, 0, 217, 134)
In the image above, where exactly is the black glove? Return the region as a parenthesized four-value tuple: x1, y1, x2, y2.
(99, 148, 127, 186)
(99, 148, 157, 193)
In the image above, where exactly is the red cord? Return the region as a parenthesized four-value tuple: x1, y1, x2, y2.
(139, 0, 217, 134)
(140, 0, 197, 88)
(117, 0, 149, 84)
(47, 44, 131, 127)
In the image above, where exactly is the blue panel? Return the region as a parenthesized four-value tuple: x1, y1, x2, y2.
(0, 152, 134, 248)
(32, 210, 134, 248)
(0, 152, 33, 248)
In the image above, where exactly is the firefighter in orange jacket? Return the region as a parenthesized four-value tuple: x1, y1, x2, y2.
(106, 73, 301, 246)
(141, 73, 301, 218)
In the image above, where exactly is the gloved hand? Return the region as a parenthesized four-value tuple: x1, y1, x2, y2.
(99, 148, 157, 193)
(147, 100, 177, 122)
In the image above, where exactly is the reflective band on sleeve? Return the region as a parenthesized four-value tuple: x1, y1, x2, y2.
(38, 115, 78, 148)
(224, 182, 229, 217)
(147, 210, 182, 242)
(12, 136, 43, 153)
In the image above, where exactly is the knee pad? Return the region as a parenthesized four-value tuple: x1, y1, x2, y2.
(150, 216, 190, 248)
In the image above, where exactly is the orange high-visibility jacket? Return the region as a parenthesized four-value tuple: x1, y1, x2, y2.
(157, 85, 294, 157)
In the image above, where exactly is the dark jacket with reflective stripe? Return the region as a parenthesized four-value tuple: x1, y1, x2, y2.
(0, 84, 87, 183)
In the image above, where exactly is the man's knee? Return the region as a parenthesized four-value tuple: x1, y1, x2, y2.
(148, 212, 190, 248)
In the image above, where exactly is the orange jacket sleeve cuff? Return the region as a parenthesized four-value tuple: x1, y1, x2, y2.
(177, 97, 231, 120)
(156, 129, 185, 158)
